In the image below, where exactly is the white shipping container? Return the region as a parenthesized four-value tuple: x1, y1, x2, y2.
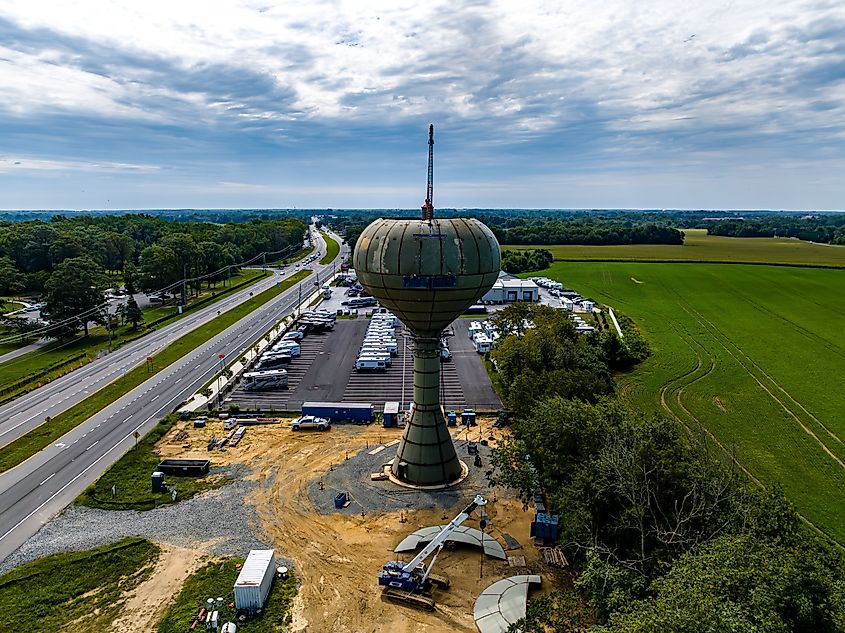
(234, 550, 276, 611)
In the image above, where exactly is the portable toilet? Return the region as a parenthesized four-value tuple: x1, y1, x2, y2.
(447, 411, 457, 427)
(151, 471, 165, 492)
(383, 402, 400, 427)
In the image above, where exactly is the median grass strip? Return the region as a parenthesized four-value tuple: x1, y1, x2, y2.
(0, 269, 269, 399)
(0, 269, 313, 475)
(157, 558, 297, 633)
(0, 537, 159, 633)
(78, 414, 222, 510)
(319, 229, 340, 265)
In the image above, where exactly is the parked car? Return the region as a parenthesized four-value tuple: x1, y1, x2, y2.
(291, 415, 331, 431)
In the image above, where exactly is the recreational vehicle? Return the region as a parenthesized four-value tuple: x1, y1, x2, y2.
(243, 369, 288, 391)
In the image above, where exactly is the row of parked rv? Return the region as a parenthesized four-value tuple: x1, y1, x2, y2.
(530, 276, 564, 291)
(354, 311, 400, 371)
(467, 320, 500, 353)
(241, 310, 337, 391)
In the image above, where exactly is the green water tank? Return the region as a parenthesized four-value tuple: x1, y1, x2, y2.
(353, 218, 500, 337)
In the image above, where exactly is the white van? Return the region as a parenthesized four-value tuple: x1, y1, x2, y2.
(355, 357, 388, 371)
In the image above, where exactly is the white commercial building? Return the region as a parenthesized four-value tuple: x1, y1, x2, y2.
(482, 272, 539, 303)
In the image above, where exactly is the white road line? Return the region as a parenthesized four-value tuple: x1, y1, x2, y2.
(39, 473, 55, 486)
(151, 395, 160, 401)
(86, 441, 98, 451)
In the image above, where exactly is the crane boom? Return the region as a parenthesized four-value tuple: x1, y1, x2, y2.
(421, 124, 435, 221)
(402, 494, 486, 572)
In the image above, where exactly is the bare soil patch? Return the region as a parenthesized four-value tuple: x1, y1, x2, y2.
(111, 546, 206, 633)
(162, 421, 548, 632)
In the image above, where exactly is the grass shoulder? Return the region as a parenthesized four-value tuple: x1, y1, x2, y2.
(0, 537, 159, 633)
(0, 269, 313, 475)
(157, 559, 297, 633)
(78, 414, 224, 511)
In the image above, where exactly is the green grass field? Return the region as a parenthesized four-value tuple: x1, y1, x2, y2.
(0, 538, 159, 632)
(509, 229, 845, 268)
(539, 260, 845, 543)
(319, 229, 340, 265)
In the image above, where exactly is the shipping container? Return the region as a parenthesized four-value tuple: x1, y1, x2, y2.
(234, 550, 276, 612)
(302, 402, 374, 423)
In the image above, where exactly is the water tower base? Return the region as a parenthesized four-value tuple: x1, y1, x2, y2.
(384, 460, 470, 490)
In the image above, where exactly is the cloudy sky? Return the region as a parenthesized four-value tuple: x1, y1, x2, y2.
(1, 0, 843, 210)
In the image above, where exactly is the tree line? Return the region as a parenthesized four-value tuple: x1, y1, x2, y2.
(0, 214, 307, 338)
(501, 248, 553, 274)
(707, 216, 845, 244)
(487, 304, 844, 632)
(322, 211, 686, 253)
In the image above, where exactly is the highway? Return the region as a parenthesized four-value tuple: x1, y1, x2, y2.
(0, 229, 319, 451)
(0, 229, 347, 562)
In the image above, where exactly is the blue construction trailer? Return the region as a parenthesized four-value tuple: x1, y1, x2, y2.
(302, 402, 374, 424)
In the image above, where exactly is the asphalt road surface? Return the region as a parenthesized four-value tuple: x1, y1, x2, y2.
(0, 229, 347, 562)
(0, 227, 324, 451)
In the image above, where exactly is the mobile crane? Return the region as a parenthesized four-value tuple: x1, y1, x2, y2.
(378, 494, 487, 610)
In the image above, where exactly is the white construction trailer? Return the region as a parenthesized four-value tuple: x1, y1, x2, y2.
(234, 550, 276, 612)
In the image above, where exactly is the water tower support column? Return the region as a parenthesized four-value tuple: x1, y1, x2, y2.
(392, 337, 462, 485)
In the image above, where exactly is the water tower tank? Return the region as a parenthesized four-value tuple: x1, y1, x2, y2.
(353, 126, 501, 485)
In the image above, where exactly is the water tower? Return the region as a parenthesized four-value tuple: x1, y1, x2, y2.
(353, 126, 501, 486)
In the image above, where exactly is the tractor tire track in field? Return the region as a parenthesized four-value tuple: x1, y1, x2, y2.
(682, 302, 844, 448)
(676, 302, 845, 471)
(657, 326, 764, 486)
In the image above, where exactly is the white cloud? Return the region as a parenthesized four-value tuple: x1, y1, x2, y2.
(0, 156, 160, 173)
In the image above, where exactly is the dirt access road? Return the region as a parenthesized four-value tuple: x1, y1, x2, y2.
(162, 419, 541, 632)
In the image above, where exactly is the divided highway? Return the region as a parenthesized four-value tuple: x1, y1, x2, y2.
(0, 230, 346, 562)
(0, 230, 318, 451)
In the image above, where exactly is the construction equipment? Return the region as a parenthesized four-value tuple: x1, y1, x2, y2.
(379, 495, 486, 610)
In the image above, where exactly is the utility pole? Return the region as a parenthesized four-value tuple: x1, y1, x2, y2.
(181, 262, 187, 307)
(262, 252, 266, 273)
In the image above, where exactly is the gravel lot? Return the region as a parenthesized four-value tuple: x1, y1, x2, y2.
(307, 432, 497, 516)
(0, 465, 274, 574)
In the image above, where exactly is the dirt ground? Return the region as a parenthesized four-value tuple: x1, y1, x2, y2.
(152, 418, 550, 633)
(111, 545, 207, 633)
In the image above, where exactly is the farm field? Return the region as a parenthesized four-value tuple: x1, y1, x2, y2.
(509, 229, 845, 267)
(540, 261, 845, 544)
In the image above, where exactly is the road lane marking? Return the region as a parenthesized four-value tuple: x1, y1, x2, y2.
(39, 473, 55, 486)
(86, 441, 98, 451)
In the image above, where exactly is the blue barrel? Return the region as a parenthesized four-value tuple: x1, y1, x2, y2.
(334, 491, 349, 508)
(447, 411, 457, 426)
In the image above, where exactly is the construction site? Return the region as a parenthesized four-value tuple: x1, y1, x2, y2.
(1, 126, 565, 633)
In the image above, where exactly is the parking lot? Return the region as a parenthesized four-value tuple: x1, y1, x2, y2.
(227, 316, 501, 414)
